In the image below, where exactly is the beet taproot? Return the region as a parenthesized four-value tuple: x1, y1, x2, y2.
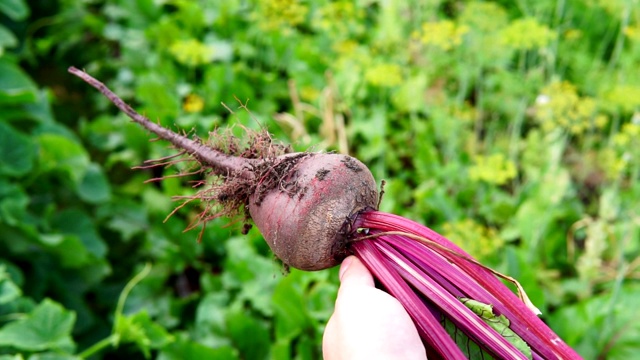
(69, 67, 378, 270)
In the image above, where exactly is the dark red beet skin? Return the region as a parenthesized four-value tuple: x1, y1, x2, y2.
(249, 153, 378, 270)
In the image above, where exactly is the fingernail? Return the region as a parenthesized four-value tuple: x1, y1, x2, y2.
(339, 256, 354, 281)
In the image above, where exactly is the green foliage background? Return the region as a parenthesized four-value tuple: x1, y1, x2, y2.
(1, 0, 639, 358)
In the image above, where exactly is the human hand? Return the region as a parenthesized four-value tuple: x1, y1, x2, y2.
(323, 256, 427, 360)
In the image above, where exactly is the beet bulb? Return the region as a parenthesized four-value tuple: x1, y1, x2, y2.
(249, 153, 377, 270)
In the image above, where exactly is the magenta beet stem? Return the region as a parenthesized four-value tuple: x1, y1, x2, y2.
(353, 210, 582, 360)
(353, 240, 468, 359)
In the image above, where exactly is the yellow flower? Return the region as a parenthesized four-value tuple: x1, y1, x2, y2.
(253, 0, 308, 31)
(535, 80, 602, 135)
(597, 148, 626, 180)
(564, 29, 583, 41)
(417, 20, 469, 51)
(332, 40, 359, 55)
(364, 63, 403, 87)
(459, 1, 508, 32)
(469, 153, 517, 185)
(183, 94, 204, 113)
(624, 26, 640, 42)
(169, 39, 214, 67)
(610, 113, 640, 177)
(300, 86, 320, 102)
(594, 114, 609, 128)
(500, 18, 556, 50)
(313, 1, 363, 34)
(613, 122, 640, 147)
(452, 102, 477, 124)
(586, 0, 625, 15)
(442, 219, 504, 260)
(603, 85, 640, 112)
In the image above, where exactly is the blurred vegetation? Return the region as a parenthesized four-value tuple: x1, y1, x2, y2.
(1, 0, 639, 359)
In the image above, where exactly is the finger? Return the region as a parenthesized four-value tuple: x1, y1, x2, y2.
(338, 255, 375, 288)
(325, 256, 427, 360)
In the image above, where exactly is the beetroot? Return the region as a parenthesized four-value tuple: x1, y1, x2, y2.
(249, 153, 377, 270)
(68, 67, 378, 271)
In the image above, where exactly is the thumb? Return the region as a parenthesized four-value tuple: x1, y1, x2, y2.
(338, 256, 375, 288)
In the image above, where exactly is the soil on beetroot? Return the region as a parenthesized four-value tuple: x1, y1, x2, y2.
(340, 156, 364, 172)
(315, 168, 330, 180)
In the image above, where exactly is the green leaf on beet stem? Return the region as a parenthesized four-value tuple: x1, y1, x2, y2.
(442, 313, 488, 359)
(0, 298, 76, 352)
(460, 298, 532, 360)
